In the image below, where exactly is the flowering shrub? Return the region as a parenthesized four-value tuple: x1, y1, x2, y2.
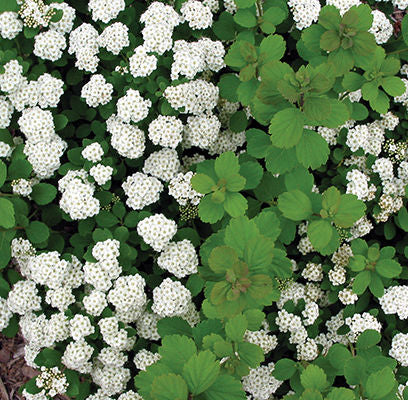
(1, 0, 408, 399)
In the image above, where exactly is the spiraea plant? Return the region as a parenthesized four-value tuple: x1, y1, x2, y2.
(1, 0, 408, 399)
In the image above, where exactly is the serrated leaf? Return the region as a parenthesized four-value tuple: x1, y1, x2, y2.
(157, 317, 193, 338)
(224, 192, 248, 218)
(246, 129, 270, 159)
(259, 34, 286, 62)
(239, 161, 263, 190)
(0, 198, 15, 229)
(296, 129, 329, 169)
(159, 335, 197, 375)
(352, 270, 371, 295)
(198, 196, 225, 224)
(365, 367, 395, 400)
(203, 375, 246, 400)
(209, 246, 239, 274)
(234, 9, 257, 28)
(308, 219, 333, 250)
(356, 329, 381, 350)
(300, 365, 328, 391)
(225, 216, 259, 257)
(182, 351, 220, 395)
(225, 314, 247, 342)
(333, 194, 365, 228)
(375, 259, 402, 278)
(265, 146, 298, 174)
(151, 374, 188, 400)
(191, 174, 216, 194)
(273, 358, 297, 380)
(381, 76, 405, 97)
(215, 152, 240, 178)
(277, 190, 312, 221)
(269, 108, 305, 149)
(237, 342, 264, 367)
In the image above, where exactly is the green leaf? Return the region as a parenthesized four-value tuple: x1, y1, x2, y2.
(253, 209, 281, 242)
(157, 317, 193, 338)
(326, 388, 355, 400)
(229, 110, 248, 133)
(34, 348, 62, 368)
(356, 329, 381, 351)
(320, 30, 340, 51)
(225, 314, 248, 342)
(265, 146, 298, 174)
(213, 12, 236, 40)
(327, 344, 352, 371)
(182, 351, 220, 395)
(308, 219, 333, 250)
(344, 356, 366, 385)
(277, 190, 312, 221)
(224, 192, 248, 218)
(239, 161, 263, 190)
(0, 161, 6, 188)
(219, 74, 240, 102)
(203, 375, 246, 400)
(333, 194, 365, 228)
(224, 216, 259, 257)
(209, 246, 239, 274)
(234, 0, 255, 8)
(296, 129, 329, 169)
(54, 114, 68, 131)
(198, 196, 225, 224)
(0, 0, 19, 12)
(273, 358, 297, 380)
(237, 342, 264, 368)
(233, 9, 257, 28)
(381, 76, 405, 97)
(26, 221, 49, 244)
(269, 108, 305, 149)
(243, 309, 265, 331)
(342, 72, 365, 91)
(352, 270, 371, 295)
(95, 211, 119, 228)
(397, 207, 408, 232)
(225, 174, 246, 192)
(0, 198, 15, 229)
(8, 159, 32, 180)
(159, 335, 197, 375)
(300, 365, 328, 391)
(191, 174, 216, 194)
(31, 183, 57, 205)
(244, 236, 274, 271)
(319, 5, 341, 30)
(375, 259, 402, 278)
(365, 367, 395, 400)
(65, 370, 80, 398)
(303, 96, 332, 121)
(151, 374, 188, 400)
(259, 34, 286, 62)
(215, 152, 240, 178)
(246, 129, 271, 159)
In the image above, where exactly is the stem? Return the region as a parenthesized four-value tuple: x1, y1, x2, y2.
(255, 0, 263, 17)
(0, 193, 14, 197)
(387, 47, 408, 55)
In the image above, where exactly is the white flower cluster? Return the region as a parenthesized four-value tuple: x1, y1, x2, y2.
(379, 286, 408, 320)
(244, 321, 278, 354)
(346, 121, 386, 156)
(345, 312, 382, 343)
(143, 148, 181, 182)
(242, 363, 282, 400)
(171, 38, 224, 80)
(98, 316, 135, 351)
(180, 0, 213, 30)
(164, 79, 219, 115)
(137, 214, 177, 251)
(36, 366, 68, 397)
(34, 30, 66, 61)
(81, 74, 113, 107)
(152, 278, 192, 317)
(98, 22, 129, 55)
(88, 0, 125, 23)
(107, 275, 147, 323)
(0, 12, 23, 39)
(122, 172, 163, 210)
(287, 0, 321, 30)
(18, 107, 67, 178)
(68, 23, 100, 73)
(84, 239, 122, 292)
(107, 115, 146, 159)
(346, 169, 376, 201)
(58, 169, 100, 220)
(157, 239, 198, 278)
(301, 262, 323, 282)
(0, 298, 12, 331)
(82, 142, 104, 162)
(390, 333, 408, 366)
(90, 164, 114, 185)
(325, 0, 361, 15)
(134, 349, 161, 371)
(117, 89, 151, 123)
(148, 115, 184, 148)
(369, 10, 393, 45)
(129, 45, 158, 78)
(168, 171, 203, 206)
(183, 113, 221, 150)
